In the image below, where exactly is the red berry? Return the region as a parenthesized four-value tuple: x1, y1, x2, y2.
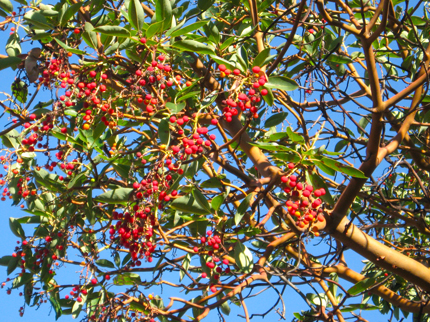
(140, 37, 147, 44)
(252, 66, 261, 73)
(73, 28, 80, 34)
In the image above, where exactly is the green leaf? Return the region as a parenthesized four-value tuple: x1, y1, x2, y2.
(170, 19, 209, 37)
(249, 142, 294, 152)
(155, 0, 172, 31)
(166, 102, 186, 114)
(358, 116, 370, 135)
(347, 278, 376, 296)
(72, 293, 86, 319)
(0, 56, 22, 71)
(261, 85, 274, 106)
(210, 55, 237, 72)
(180, 254, 191, 281)
(158, 118, 170, 146)
(95, 259, 116, 269)
(220, 300, 231, 315)
(59, 2, 81, 27)
(11, 80, 27, 104)
(94, 188, 133, 204)
(173, 40, 215, 55)
(0, 0, 12, 13)
(12, 273, 32, 288)
(113, 272, 142, 285)
(264, 112, 288, 128)
(6, 33, 21, 57)
(9, 217, 25, 239)
(198, 0, 214, 11)
(94, 26, 130, 37)
(49, 291, 62, 320)
(265, 76, 298, 91)
(82, 22, 98, 50)
(319, 157, 367, 179)
(286, 127, 305, 143)
(7, 256, 18, 275)
(0, 255, 13, 266)
(146, 20, 165, 39)
(325, 54, 353, 64)
(24, 11, 53, 30)
(305, 171, 334, 206)
(129, 0, 145, 31)
(192, 189, 211, 214)
(234, 193, 253, 226)
(253, 47, 271, 67)
(54, 39, 86, 55)
(170, 195, 210, 215)
(234, 241, 253, 273)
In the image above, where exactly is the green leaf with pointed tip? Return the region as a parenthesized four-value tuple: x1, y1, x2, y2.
(319, 157, 367, 179)
(192, 189, 211, 214)
(0, 255, 13, 266)
(234, 193, 253, 226)
(210, 55, 237, 72)
(234, 241, 253, 273)
(158, 118, 170, 146)
(253, 47, 270, 68)
(261, 85, 274, 106)
(146, 20, 165, 39)
(286, 127, 304, 143)
(12, 273, 32, 288)
(173, 40, 215, 55)
(165, 102, 186, 114)
(59, 2, 81, 27)
(54, 39, 86, 55)
(170, 195, 210, 215)
(71, 293, 86, 319)
(94, 25, 130, 37)
(265, 76, 298, 91)
(49, 291, 62, 320)
(264, 112, 288, 128)
(9, 217, 25, 239)
(347, 278, 376, 295)
(0, 56, 21, 71)
(95, 259, 116, 269)
(129, 0, 145, 31)
(6, 33, 21, 57)
(305, 171, 334, 206)
(170, 19, 210, 37)
(155, 0, 172, 31)
(94, 188, 133, 204)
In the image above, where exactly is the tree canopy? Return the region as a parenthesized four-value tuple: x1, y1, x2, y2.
(1, 0, 430, 321)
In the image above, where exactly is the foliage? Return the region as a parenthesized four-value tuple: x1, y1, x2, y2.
(0, 0, 429, 321)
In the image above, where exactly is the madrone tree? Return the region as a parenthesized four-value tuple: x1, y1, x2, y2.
(0, 0, 430, 321)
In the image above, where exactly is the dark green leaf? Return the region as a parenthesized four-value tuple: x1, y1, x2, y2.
(6, 33, 21, 57)
(94, 26, 130, 37)
(286, 127, 305, 143)
(54, 39, 86, 55)
(24, 11, 53, 29)
(264, 112, 288, 128)
(170, 19, 209, 37)
(9, 217, 25, 239)
(94, 188, 133, 204)
(158, 118, 170, 146)
(347, 278, 376, 296)
(253, 47, 271, 67)
(170, 195, 210, 215)
(173, 40, 215, 55)
(305, 171, 334, 206)
(49, 291, 62, 320)
(0, 56, 21, 71)
(11, 80, 27, 104)
(146, 20, 165, 39)
(319, 157, 367, 179)
(265, 76, 298, 91)
(12, 273, 32, 288)
(192, 189, 211, 214)
(0, 255, 12, 266)
(198, 0, 214, 11)
(95, 259, 116, 269)
(234, 193, 253, 226)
